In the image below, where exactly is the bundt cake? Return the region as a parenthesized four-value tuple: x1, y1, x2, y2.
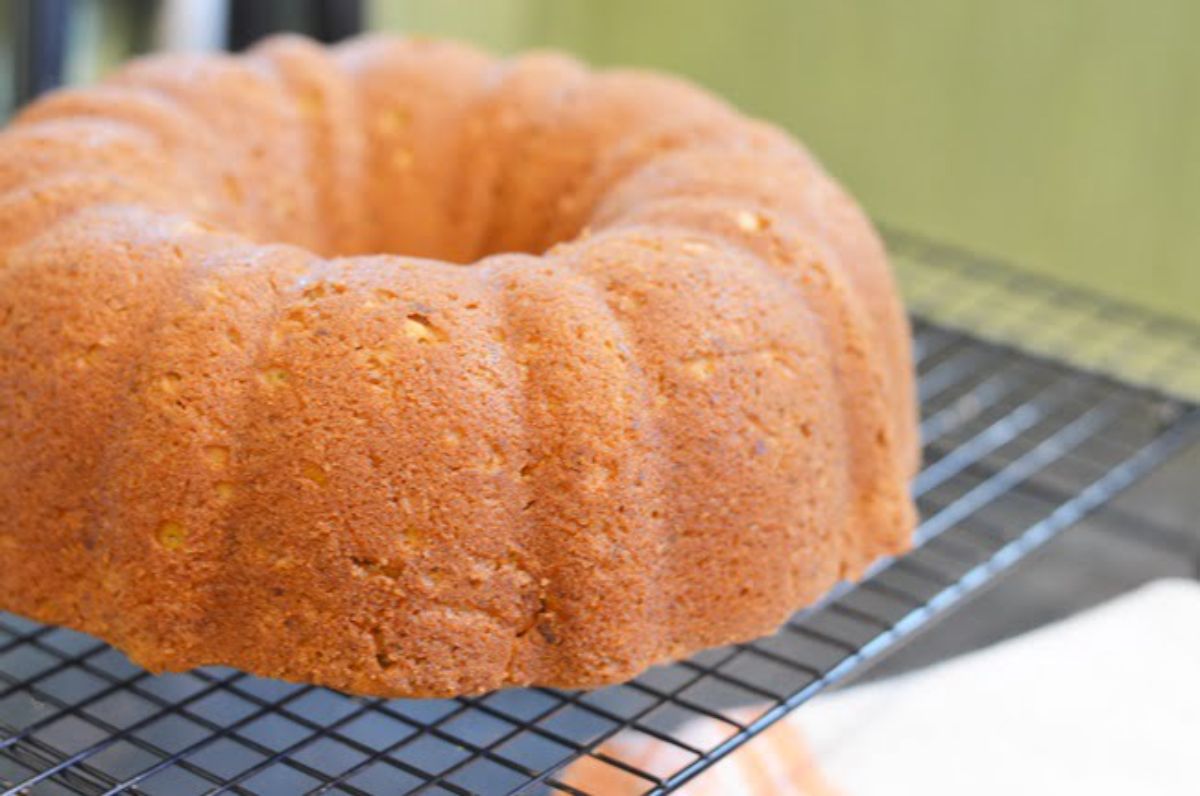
(0, 35, 918, 697)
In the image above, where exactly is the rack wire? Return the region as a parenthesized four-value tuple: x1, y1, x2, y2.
(2, 231, 1198, 796)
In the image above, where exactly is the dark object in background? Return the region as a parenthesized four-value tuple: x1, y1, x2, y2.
(228, 0, 363, 50)
(12, 0, 69, 105)
(311, 0, 363, 44)
(3, 0, 365, 115)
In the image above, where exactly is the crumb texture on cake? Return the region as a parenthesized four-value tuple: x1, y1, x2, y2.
(0, 35, 917, 697)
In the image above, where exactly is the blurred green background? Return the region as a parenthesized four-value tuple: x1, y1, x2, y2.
(2, 0, 1197, 326)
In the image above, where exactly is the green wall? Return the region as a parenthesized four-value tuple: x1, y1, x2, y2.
(373, 0, 1200, 324)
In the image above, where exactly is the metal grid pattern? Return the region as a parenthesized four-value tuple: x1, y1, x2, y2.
(2, 241, 1199, 795)
(887, 227, 1200, 402)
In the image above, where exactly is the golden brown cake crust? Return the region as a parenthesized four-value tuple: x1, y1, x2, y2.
(0, 35, 917, 697)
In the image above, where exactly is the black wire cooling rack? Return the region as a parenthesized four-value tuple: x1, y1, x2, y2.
(2, 230, 1199, 796)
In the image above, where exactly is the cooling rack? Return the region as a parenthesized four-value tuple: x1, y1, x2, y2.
(2, 232, 1198, 796)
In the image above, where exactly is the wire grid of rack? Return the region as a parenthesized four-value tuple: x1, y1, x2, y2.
(2, 234, 1199, 795)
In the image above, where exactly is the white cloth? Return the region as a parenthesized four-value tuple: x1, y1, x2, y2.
(798, 578, 1200, 796)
